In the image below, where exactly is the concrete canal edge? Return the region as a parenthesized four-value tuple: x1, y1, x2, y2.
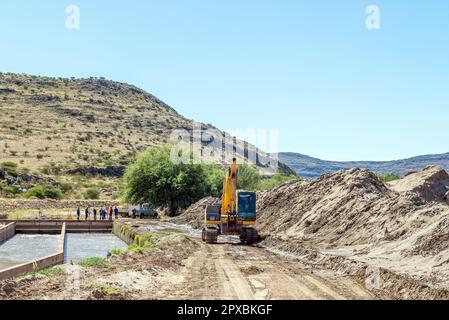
(112, 222, 134, 245)
(0, 222, 16, 244)
(0, 223, 66, 282)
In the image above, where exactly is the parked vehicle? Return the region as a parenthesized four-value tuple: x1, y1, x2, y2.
(127, 203, 158, 219)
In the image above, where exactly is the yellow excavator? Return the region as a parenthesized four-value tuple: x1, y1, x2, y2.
(202, 158, 259, 245)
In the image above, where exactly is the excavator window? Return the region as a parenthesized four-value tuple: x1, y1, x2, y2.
(237, 192, 256, 217)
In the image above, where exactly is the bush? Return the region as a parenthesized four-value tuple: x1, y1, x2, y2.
(1, 185, 22, 198)
(25, 185, 63, 200)
(40, 163, 62, 175)
(237, 164, 261, 190)
(34, 267, 65, 277)
(1, 161, 18, 176)
(83, 187, 100, 199)
(257, 174, 299, 190)
(59, 182, 73, 193)
(78, 257, 109, 268)
(377, 173, 399, 183)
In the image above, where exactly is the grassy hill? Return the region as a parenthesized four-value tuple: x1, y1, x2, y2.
(278, 152, 449, 178)
(0, 73, 294, 199)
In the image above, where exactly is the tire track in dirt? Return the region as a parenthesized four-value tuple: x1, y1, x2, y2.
(176, 238, 375, 300)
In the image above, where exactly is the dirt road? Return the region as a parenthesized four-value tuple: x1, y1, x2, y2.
(173, 237, 375, 300)
(0, 221, 377, 300)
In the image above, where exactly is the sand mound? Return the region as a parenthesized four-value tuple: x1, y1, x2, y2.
(176, 166, 449, 293)
(389, 165, 449, 203)
(172, 197, 214, 229)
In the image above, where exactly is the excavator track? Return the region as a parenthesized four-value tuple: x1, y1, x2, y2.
(240, 228, 259, 245)
(205, 228, 218, 244)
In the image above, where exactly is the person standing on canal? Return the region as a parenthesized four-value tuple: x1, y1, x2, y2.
(109, 207, 113, 221)
(76, 207, 81, 221)
(85, 207, 90, 221)
(114, 206, 119, 220)
(93, 208, 97, 221)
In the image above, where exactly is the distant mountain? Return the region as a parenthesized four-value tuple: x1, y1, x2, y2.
(277, 152, 449, 178)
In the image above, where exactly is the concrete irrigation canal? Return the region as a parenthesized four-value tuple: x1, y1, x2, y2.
(0, 221, 127, 281)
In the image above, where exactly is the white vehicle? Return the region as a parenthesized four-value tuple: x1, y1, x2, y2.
(127, 203, 158, 219)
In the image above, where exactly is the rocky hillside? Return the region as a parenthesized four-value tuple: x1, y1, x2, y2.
(278, 152, 449, 178)
(0, 73, 293, 176)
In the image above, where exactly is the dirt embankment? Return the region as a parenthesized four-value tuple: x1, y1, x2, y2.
(176, 165, 449, 299)
(0, 199, 120, 213)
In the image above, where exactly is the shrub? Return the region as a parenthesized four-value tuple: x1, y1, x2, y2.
(1, 185, 22, 197)
(34, 267, 65, 277)
(79, 257, 109, 268)
(1, 161, 18, 176)
(25, 185, 63, 200)
(96, 283, 119, 294)
(257, 174, 299, 190)
(110, 249, 125, 255)
(84, 188, 100, 200)
(59, 182, 73, 193)
(377, 173, 399, 183)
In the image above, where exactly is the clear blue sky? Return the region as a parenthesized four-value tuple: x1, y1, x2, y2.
(1, 1, 448, 161)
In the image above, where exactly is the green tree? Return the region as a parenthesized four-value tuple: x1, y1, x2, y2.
(123, 146, 209, 216)
(237, 164, 261, 190)
(204, 164, 225, 197)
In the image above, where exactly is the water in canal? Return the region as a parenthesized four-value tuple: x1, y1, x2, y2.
(0, 234, 59, 270)
(0, 234, 128, 270)
(65, 233, 128, 263)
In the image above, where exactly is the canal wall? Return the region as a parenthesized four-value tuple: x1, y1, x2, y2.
(2, 220, 113, 234)
(0, 222, 15, 244)
(0, 223, 66, 281)
(113, 222, 135, 245)
(112, 222, 154, 248)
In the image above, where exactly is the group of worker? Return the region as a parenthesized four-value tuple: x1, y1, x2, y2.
(76, 206, 119, 221)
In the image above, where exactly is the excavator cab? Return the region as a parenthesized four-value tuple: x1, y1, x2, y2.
(237, 191, 256, 220)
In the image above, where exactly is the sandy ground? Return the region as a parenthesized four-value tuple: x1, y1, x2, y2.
(174, 166, 449, 299)
(0, 221, 376, 300)
(173, 238, 375, 300)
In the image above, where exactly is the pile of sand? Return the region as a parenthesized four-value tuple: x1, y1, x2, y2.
(172, 197, 214, 229)
(389, 165, 449, 203)
(176, 165, 449, 293)
(256, 166, 449, 248)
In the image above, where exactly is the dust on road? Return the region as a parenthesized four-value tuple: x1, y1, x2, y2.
(173, 237, 375, 300)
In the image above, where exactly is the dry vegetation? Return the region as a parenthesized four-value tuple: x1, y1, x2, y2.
(0, 73, 188, 172)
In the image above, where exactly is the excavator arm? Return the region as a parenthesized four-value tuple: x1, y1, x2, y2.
(221, 158, 238, 215)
